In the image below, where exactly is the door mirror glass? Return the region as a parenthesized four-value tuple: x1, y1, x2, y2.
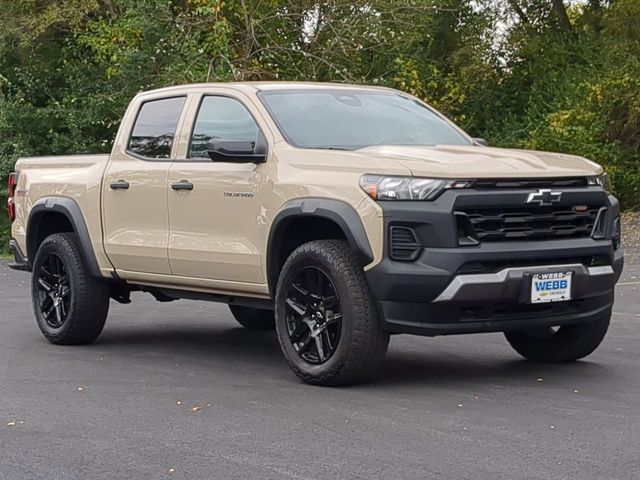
(473, 137, 488, 146)
(206, 139, 266, 163)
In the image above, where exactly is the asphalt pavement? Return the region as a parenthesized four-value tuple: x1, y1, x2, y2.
(1, 249, 639, 480)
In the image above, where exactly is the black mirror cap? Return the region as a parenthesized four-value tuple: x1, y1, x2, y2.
(206, 138, 266, 163)
(473, 137, 488, 147)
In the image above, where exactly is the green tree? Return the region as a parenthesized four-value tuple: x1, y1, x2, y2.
(1, 0, 639, 253)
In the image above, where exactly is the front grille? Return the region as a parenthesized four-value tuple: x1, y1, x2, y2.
(390, 226, 421, 261)
(472, 178, 588, 189)
(457, 205, 601, 242)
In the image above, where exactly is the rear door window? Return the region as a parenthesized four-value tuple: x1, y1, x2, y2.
(128, 97, 186, 159)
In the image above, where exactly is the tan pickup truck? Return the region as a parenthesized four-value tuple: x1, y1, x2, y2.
(7, 82, 623, 385)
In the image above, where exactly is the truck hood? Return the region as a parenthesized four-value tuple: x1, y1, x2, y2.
(357, 145, 603, 178)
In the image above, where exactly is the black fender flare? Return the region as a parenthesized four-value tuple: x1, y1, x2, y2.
(27, 196, 102, 277)
(267, 198, 374, 297)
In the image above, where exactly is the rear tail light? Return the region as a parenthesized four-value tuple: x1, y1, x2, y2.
(7, 172, 18, 221)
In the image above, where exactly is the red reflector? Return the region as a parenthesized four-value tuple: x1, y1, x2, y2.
(7, 197, 15, 221)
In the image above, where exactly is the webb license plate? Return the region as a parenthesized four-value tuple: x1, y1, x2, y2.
(529, 271, 573, 304)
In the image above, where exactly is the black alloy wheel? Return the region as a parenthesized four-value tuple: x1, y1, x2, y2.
(275, 240, 389, 386)
(35, 253, 71, 329)
(31, 232, 110, 345)
(284, 266, 342, 364)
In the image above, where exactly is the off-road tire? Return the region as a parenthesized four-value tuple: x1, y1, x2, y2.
(229, 305, 275, 330)
(275, 240, 389, 386)
(31, 233, 110, 345)
(504, 311, 611, 363)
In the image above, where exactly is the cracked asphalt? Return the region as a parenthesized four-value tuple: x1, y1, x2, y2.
(1, 227, 639, 479)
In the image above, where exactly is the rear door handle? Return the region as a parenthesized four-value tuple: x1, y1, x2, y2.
(110, 180, 130, 190)
(171, 180, 194, 191)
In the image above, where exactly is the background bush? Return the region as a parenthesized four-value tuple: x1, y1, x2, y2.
(1, 0, 639, 253)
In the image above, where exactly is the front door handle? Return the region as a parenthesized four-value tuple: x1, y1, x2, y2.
(110, 180, 130, 190)
(171, 180, 194, 191)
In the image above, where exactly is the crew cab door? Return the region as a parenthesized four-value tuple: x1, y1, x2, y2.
(167, 93, 270, 284)
(102, 95, 187, 274)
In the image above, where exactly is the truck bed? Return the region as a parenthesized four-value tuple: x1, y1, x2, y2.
(12, 154, 111, 266)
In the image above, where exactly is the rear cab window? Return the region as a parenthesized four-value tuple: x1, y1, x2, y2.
(128, 96, 186, 159)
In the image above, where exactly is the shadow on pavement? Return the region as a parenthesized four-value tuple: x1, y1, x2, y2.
(97, 325, 282, 360)
(89, 323, 612, 388)
(378, 353, 608, 387)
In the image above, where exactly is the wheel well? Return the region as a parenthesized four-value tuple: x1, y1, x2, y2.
(28, 212, 74, 259)
(270, 216, 348, 293)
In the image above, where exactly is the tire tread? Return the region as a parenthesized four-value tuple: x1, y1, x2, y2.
(504, 312, 611, 363)
(276, 240, 389, 386)
(32, 233, 109, 345)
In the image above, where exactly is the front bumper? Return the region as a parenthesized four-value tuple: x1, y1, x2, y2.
(365, 187, 624, 336)
(366, 242, 622, 336)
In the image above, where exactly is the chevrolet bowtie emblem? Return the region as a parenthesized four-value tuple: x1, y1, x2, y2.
(526, 188, 562, 206)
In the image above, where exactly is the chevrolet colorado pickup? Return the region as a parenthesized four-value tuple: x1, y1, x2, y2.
(7, 82, 623, 386)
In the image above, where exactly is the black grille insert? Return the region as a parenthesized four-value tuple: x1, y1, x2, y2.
(390, 226, 421, 261)
(456, 205, 602, 242)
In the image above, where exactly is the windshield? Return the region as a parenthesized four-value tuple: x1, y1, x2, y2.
(259, 89, 472, 150)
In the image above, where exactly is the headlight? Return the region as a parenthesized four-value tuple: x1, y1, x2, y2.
(587, 173, 612, 192)
(360, 175, 470, 201)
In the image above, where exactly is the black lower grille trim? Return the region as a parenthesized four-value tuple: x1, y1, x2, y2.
(456, 255, 609, 275)
(459, 298, 587, 321)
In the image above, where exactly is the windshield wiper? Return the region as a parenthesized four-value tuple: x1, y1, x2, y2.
(304, 146, 352, 151)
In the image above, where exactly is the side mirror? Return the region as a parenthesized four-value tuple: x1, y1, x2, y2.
(206, 135, 266, 163)
(473, 137, 488, 147)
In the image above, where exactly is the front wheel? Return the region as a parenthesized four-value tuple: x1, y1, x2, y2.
(504, 311, 611, 363)
(275, 240, 389, 386)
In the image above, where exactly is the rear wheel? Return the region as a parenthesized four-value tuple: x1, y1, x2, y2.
(229, 305, 275, 330)
(504, 311, 611, 363)
(31, 233, 110, 345)
(275, 240, 389, 386)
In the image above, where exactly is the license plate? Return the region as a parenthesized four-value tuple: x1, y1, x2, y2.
(529, 271, 573, 304)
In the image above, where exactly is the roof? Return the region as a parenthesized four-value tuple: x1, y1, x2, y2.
(136, 81, 395, 97)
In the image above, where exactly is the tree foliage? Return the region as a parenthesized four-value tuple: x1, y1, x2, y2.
(0, 0, 639, 230)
